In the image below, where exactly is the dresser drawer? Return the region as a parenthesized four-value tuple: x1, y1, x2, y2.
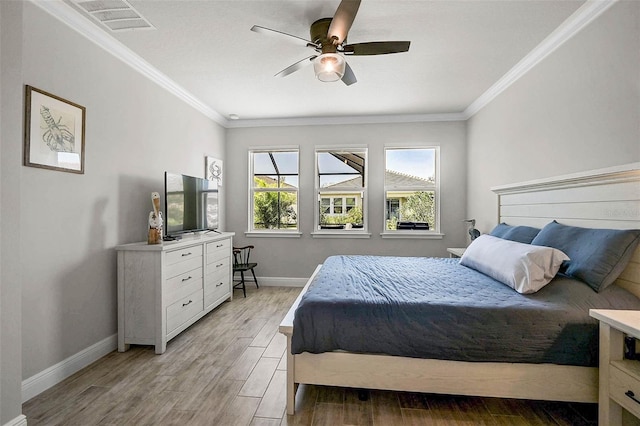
(166, 245, 203, 266)
(205, 267, 229, 295)
(165, 267, 203, 305)
(610, 362, 640, 419)
(204, 283, 229, 308)
(207, 256, 230, 277)
(166, 257, 202, 280)
(166, 289, 203, 334)
(207, 239, 231, 263)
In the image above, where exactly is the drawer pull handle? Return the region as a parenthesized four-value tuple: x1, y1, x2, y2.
(216, 244, 223, 248)
(181, 276, 192, 282)
(216, 263, 224, 267)
(181, 252, 192, 257)
(182, 300, 192, 307)
(216, 282, 224, 287)
(625, 390, 640, 405)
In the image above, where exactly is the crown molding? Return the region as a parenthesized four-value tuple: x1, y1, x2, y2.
(32, 0, 617, 128)
(29, 0, 229, 127)
(464, 0, 618, 119)
(225, 112, 467, 128)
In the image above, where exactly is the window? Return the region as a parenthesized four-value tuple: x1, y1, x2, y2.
(315, 148, 367, 232)
(249, 149, 299, 231)
(384, 147, 438, 232)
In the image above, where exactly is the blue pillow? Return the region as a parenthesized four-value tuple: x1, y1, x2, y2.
(490, 223, 540, 244)
(531, 221, 640, 292)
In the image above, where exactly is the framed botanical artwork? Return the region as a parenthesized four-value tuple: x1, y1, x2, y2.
(24, 85, 86, 174)
(205, 156, 223, 188)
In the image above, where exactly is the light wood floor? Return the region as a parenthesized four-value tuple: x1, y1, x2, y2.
(23, 286, 599, 425)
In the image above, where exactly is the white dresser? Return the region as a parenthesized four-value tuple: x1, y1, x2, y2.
(116, 232, 234, 354)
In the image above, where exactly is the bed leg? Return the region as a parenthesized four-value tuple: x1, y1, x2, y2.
(286, 334, 296, 415)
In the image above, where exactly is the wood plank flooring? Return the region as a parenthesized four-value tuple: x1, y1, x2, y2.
(23, 286, 599, 425)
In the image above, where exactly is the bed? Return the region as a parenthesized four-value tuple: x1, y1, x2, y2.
(279, 163, 640, 415)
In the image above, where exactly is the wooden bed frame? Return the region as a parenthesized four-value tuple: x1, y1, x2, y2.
(279, 163, 640, 415)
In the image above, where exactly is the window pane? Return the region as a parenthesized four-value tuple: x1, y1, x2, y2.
(254, 151, 299, 175)
(270, 152, 299, 174)
(346, 197, 355, 213)
(253, 152, 276, 175)
(253, 191, 298, 230)
(319, 174, 364, 188)
(282, 176, 299, 188)
(318, 151, 365, 188)
(254, 176, 279, 188)
(317, 152, 363, 174)
(385, 190, 434, 230)
(319, 192, 364, 229)
(254, 175, 299, 189)
(333, 198, 342, 214)
(386, 148, 435, 188)
(320, 198, 330, 214)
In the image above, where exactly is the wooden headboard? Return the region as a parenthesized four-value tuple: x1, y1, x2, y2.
(491, 162, 640, 298)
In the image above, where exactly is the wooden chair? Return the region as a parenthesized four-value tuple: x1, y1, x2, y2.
(232, 245, 259, 298)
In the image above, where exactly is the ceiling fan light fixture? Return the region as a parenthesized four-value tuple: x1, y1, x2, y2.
(313, 53, 345, 82)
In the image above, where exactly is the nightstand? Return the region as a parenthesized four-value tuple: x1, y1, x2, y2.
(446, 248, 466, 258)
(590, 309, 640, 425)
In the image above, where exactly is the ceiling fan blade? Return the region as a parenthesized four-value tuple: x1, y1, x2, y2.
(341, 62, 357, 86)
(275, 56, 317, 78)
(343, 41, 411, 56)
(251, 25, 315, 47)
(327, 0, 361, 45)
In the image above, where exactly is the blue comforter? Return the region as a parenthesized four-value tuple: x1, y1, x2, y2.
(291, 255, 640, 366)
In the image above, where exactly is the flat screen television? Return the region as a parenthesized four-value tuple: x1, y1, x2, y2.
(164, 172, 219, 238)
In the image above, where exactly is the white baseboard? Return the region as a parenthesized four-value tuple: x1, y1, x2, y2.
(255, 276, 307, 287)
(22, 334, 117, 403)
(2, 415, 27, 426)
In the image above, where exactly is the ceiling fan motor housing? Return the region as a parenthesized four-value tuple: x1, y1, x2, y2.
(311, 18, 341, 54)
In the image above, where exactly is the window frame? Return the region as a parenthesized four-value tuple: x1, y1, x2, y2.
(247, 147, 301, 236)
(382, 146, 441, 238)
(313, 146, 370, 238)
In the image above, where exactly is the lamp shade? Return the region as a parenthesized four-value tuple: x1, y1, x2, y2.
(313, 53, 345, 82)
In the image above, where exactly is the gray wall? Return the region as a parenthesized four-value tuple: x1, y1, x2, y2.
(14, 2, 225, 383)
(1, 2, 24, 423)
(226, 122, 468, 279)
(467, 0, 640, 233)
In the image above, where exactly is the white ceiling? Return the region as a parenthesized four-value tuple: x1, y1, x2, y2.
(60, 0, 589, 125)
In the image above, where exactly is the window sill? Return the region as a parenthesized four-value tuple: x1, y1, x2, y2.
(380, 232, 444, 239)
(245, 231, 302, 238)
(311, 231, 371, 239)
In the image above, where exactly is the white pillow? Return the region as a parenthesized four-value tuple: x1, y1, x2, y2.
(459, 234, 569, 294)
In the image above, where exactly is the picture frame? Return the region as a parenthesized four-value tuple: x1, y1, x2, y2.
(24, 85, 86, 174)
(205, 156, 223, 188)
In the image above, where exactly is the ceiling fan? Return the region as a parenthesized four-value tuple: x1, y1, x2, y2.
(251, 0, 411, 86)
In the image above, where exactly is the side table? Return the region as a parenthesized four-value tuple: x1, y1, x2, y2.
(446, 248, 466, 258)
(589, 309, 640, 425)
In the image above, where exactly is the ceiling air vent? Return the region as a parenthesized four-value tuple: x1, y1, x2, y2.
(72, 0, 155, 32)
